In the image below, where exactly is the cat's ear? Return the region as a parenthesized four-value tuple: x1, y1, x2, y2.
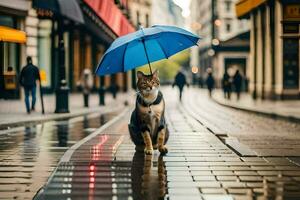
(137, 71, 144, 79)
(152, 69, 159, 78)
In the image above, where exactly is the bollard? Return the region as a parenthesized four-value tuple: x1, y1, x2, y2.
(98, 86, 105, 105)
(55, 79, 69, 113)
(111, 85, 117, 99)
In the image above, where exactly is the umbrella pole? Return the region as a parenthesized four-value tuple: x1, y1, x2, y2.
(142, 39, 152, 75)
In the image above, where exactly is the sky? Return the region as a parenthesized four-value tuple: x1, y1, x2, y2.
(173, 0, 191, 18)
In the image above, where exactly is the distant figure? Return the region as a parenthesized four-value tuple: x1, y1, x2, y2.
(7, 66, 13, 72)
(198, 76, 204, 88)
(222, 71, 232, 99)
(206, 71, 215, 97)
(173, 70, 188, 101)
(19, 56, 40, 114)
(80, 68, 93, 107)
(233, 70, 243, 100)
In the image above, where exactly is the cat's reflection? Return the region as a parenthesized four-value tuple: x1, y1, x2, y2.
(131, 152, 166, 200)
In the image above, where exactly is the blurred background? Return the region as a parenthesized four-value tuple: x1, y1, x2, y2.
(0, 0, 299, 100)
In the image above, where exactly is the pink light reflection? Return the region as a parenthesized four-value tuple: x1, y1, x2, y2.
(90, 135, 109, 161)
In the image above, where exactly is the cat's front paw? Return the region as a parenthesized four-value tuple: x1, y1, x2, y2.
(158, 146, 168, 155)
(144, 148, 153, 155)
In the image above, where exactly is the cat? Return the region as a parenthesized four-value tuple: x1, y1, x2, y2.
(128, 70, 169, 155)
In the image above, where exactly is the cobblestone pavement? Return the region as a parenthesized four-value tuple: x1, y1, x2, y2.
(183, 88, 300, 157)
(212, 89, 300, 121)
(0, 110, 119, 200)
(34, 87, 300, 200)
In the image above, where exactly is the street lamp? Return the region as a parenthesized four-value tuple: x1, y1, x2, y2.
(32, 0, 84, 113)
(55, 20, 69, 113)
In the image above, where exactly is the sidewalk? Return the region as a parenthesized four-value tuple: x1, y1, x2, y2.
(212, 89, 300, 122)
(0, 91, 134, 129)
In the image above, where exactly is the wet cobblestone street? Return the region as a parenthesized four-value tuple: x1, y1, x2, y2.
(0, 110, 118, 199)
(32, 87, 300, 200)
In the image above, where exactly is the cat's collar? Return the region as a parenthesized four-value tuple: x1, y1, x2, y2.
(138, 91, 163, 107)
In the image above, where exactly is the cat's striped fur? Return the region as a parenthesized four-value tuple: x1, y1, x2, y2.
(128, 70, 169, 155)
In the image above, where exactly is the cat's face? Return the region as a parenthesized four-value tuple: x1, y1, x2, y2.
(137, 70, 160, 100)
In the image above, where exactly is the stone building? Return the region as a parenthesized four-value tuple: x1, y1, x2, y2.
(127, 0, 152, 87)
(0, 0, 135, 99)
(190, 0, 250, 88)
(151, 0, 184, 27)
(236, 0, 300, 99)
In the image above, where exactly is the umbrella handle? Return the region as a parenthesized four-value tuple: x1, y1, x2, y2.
(141, 39, 152, 75)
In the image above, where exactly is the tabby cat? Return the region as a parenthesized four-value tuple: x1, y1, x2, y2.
(128, 70, 169, 155)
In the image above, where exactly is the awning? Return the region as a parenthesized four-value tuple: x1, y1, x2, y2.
(32, 0, 84, 24)
(0, 26, 26, 43)
(83, 0, 135, 37)
(236, 0, 267, 18)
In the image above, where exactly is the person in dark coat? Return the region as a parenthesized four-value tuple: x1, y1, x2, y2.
(173, 70, 188, 101)
(206, 71, 215, 97)
(19, 56, 40, 113)
(222, 71, 232, 99)
(233, 70, 243, 100)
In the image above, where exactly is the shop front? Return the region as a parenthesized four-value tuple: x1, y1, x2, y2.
(0, 16, 26, 99)
(236, 0, 300, 99)
(282, 3, 299, 96)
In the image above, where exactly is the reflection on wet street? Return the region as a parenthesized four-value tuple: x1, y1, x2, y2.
(132, 153, 166, 200)
(34, 111, 168, 200)
(0, 112, 116, 199)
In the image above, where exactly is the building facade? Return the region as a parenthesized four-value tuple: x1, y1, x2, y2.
(190, 0, 250, 87)
(127, 0, 152, 88)
(0, 0, 28, 99)
(0, 0, 135, 99)
(236, 0, 300, 99)
(151, 0, 184, 27)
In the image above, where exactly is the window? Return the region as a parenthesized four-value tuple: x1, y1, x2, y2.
(136, 11, 140, 27)
(225, 1, 231, 12)
(226, 23, 231, 32)
(145, 14, 149, 27)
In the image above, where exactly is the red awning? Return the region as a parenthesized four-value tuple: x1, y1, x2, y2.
(84, 0, 135, 37)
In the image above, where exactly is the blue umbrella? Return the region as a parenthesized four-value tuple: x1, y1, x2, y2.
(95, 25, 200, 75)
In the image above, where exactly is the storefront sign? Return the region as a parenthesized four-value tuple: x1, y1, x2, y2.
(36, 9, 54, 19)
(40, 69, 48, 85)
(4, 72, 17, 90)
(284, 4, 300, 20)
(283, 23, 299, 33)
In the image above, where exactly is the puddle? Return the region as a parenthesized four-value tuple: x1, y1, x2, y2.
(0, 111, 117, 199)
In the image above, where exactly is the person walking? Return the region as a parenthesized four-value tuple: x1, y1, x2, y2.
(173, 69, 188, 101)
(80, 68, 93, 107)
(233, 70, 243, 100)
(206, 71, 215, 97)
(222, 71, 232, 99)
(19, 56, 41, 114)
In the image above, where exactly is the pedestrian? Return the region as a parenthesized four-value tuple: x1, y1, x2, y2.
(222, 71, 232, 99)
(19, 56, 41, 114)
(206, 70, 215, 97)
(80, 68, 93, 107)
(172, 69, 188, 101)
(233, 70, 243, 100)
(198, 76, 204, 88)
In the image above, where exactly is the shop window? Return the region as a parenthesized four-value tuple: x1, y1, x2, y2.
(4, 43, 17, 71)
(0, 15, 14, 27)
(38, 20, 52, 88)
(225, 1, 231, 12)
(136, 11, 140, 27)
(145, 14, 149, 27)
(226, 23, 231, 32)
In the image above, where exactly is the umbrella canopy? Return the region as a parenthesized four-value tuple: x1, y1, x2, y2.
(95, 25, 200, 76)
(32, 0, 84, 24)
